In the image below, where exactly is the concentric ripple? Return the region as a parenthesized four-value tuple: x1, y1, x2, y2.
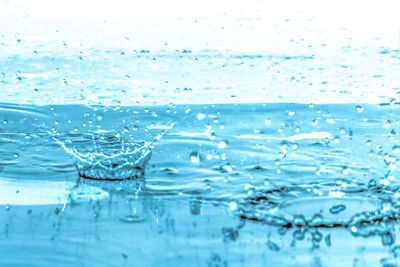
(236, 179, 400, 238)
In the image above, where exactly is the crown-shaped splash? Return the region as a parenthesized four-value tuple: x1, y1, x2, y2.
(52, 128, 169, 180)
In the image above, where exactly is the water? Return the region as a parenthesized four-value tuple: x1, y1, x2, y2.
(2, 102, 400, 266)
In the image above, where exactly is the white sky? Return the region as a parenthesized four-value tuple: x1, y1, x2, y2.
(1, 0, 399, 52)
(0, 0, 399, 105)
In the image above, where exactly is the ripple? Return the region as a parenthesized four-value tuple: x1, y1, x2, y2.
(236, 180, 400, 236)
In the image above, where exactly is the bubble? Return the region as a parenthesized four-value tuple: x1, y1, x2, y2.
(189, 152, 201, 164)
(288, 111, 296, 116)
(97, 115, 103, 121)
(356, 105, 364, 113)
(265, 119, 272, 125)
(218, 140, 228, 149)
(342, 166, 349, 175)
(3, 120, 8, 124)
(14, 153, 19, 158)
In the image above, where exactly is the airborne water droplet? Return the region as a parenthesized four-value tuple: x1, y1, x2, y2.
(218, 140, 228, 149)
(190, 152, 201, 164)
(392, 145, 400, 154)
(197, 113, 205, 120)
(356, 105, 364, 113)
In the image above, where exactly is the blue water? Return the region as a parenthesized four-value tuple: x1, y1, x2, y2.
(2, 102, 400, 266)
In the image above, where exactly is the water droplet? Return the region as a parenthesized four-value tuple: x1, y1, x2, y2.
(393, 145, 400, 154)
(333, 136, 340, 143)
(356, 105, 364, 113)
(265, 119, 272, 125)
(381, 232, 395, 246)
(14, 153, 19, 158)
(190, 199, 202, 215)
(326, 118, 335, 124)
(267, 240, 280, 251)
(384, 120, 392, 128)
(3, 120, 8, 124)
(342, 166, 349, 175)
(310, 213, 323, 226)
(293, 215, 307, 226)
(229, 202, 237, 211)
(312, 119, 318, 126)
(197, 113, 205, 120)
(120, 214, 146, 223)
(210, 132, 216, 140)
(288, 111, 296, 116)
(222, 227, 239, 242)
(218, 140, 228, 149)
(190, 152, 201, 164)
(329, 204, 346, 214)
(97, 115, 103, 121)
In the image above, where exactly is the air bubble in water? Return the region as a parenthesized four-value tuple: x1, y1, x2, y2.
(190, 152, 201, 164)
(97, 115, 103, 121)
